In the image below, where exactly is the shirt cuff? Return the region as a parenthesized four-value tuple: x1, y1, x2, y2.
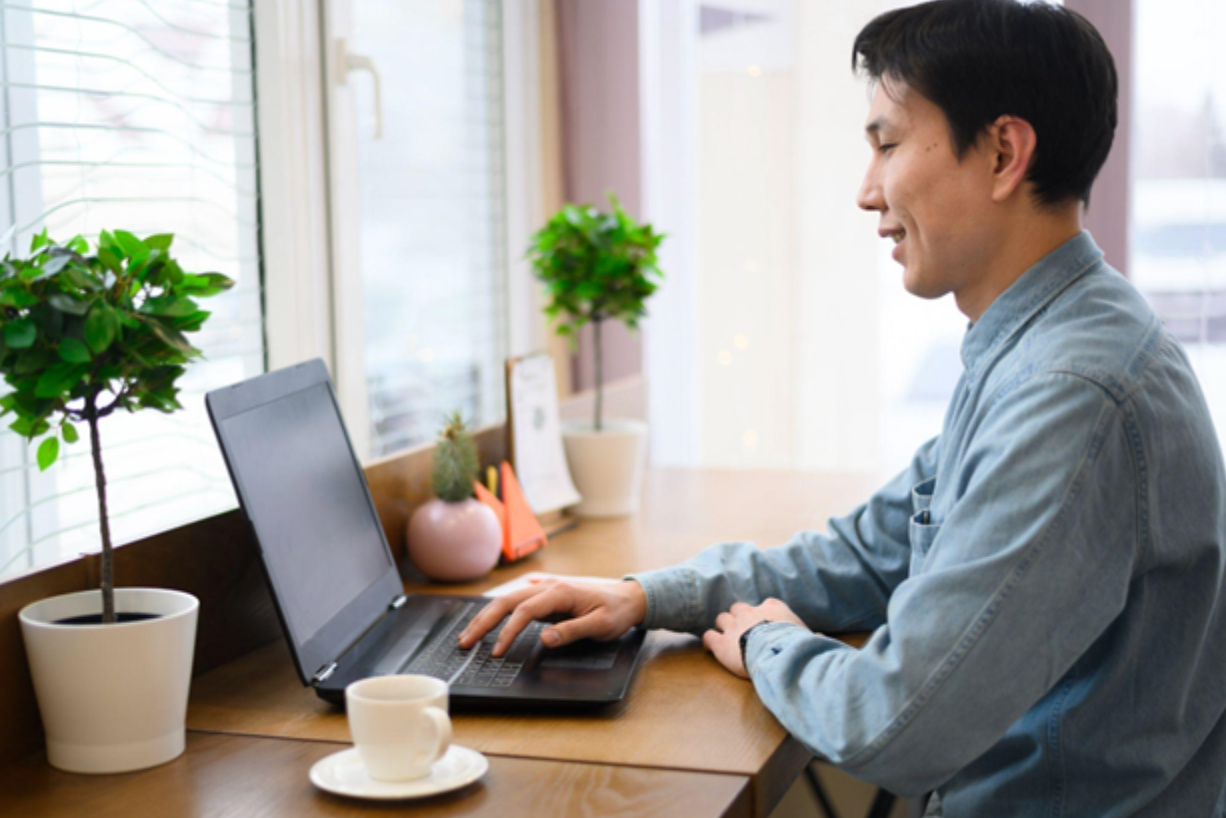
(622, 569, 701, 632)
(740, 621, 806, 675)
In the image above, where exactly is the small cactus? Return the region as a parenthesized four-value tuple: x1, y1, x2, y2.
(431, 412, 479, 503)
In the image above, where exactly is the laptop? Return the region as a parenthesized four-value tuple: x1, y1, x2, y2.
(205, 359, 646, 707)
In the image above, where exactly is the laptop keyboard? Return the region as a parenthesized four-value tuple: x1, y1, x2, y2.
(402, 603, 546, 688)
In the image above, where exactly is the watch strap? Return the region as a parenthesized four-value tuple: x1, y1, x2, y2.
(739, 620, 774, 672)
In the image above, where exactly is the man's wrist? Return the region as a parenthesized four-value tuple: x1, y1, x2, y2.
(739, 620, 774, 673)
(620, 579, 648, 627)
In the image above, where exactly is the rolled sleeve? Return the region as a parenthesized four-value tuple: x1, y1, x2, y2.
(743, 374, 1138, 796)
(624, 437, 941, 637)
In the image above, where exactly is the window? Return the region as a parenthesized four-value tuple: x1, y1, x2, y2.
(1131, 0, 1226, 435)
(0, 0, 262, 580)
(335, 0, 509, 459)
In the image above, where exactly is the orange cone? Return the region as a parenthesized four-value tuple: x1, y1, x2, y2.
(473, 462, 547, 562)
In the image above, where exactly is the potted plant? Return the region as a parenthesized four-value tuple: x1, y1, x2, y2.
(527, 193, 664, 517)
(8, 228, 232, 773)
(407, 412, 502, 581)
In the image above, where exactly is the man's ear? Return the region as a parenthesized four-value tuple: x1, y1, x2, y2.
(987, 115, 1037, 203)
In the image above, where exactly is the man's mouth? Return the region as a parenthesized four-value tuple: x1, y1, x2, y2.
(879, 227, 906, 245)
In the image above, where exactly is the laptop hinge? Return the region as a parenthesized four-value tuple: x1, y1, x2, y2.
(311, 662, 338, 685)
(390, 595, 407, 610)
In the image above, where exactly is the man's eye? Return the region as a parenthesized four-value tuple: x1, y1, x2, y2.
(878, 143, 897, 154)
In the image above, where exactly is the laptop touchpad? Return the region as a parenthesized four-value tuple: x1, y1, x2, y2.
(539, 640, 619, 670)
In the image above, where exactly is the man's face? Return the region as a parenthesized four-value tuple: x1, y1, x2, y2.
(857, 82, 999, 306)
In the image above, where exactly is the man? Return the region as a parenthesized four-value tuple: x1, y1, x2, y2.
(461, 1, 1226, 814)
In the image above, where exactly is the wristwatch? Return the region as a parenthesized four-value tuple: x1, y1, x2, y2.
(739, 620, 774, 672)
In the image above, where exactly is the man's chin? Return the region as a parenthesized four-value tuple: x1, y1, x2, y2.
(902, 270, 944, 300)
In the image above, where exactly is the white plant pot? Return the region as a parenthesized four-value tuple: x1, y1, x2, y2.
(19, 587, 199, 774)
(562, 419, 648, 518)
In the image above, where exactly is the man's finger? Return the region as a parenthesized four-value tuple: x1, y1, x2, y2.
(702, 628, 720, 653)
(459, 586, 549, 647)
(543, 610, 614, 648)
(492, 585, 574, 657)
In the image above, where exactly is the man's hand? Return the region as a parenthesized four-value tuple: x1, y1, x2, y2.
(702, 598, 807, 679)
(459, 579, 648, 657)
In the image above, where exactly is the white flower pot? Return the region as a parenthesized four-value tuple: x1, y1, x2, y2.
(562, 419, 648, 518)
(19, 587, 199, 774)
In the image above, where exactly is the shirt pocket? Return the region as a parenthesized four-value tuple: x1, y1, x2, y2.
(911, 476, 936, 516)
(909, 477, 940, 575)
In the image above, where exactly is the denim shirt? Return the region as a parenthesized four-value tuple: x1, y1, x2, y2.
(629, 233, 1226, 817)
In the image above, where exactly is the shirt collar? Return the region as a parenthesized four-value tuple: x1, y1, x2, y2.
(960, 231, 1104, 379)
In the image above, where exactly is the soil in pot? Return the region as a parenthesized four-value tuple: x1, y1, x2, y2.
(54, 612, 160, 625)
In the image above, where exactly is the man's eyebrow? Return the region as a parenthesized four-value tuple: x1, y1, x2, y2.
(865, 116, 891, 136)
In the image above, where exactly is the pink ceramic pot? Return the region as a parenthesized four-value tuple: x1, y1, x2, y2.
(407, 498, 502, 581)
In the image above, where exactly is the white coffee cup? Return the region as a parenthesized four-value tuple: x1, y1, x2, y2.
(345, 675, 453, 782)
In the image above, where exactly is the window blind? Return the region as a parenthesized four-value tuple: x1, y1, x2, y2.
(351, 0, 507, 457)
(0, 0, 263, 579)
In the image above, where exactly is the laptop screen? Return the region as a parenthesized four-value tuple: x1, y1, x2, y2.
(219, 381, 392, 648)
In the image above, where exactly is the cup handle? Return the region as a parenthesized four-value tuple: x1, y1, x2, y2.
(423, 706, 452, 762)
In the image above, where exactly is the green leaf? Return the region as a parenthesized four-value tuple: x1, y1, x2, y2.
(145, 234, 174, 252)
(35, 362, 87, 398)
(61, 423, 78, 444)
(48, 292, 91, 315)
(85, 304, 118, 353)
(173, 310, 210, 332)
(4, 319, 35, 349)
(112, 230, 144, 259)
(61, 265, 103, 291)
(126, 245, 152, 279)
(202, 272, 234, 291)
(36, 436, 58, 471)
(178, 271, 233, 295)
(57, 337, 91, 363)
(142, 316, 195, 355)
(141, 295, 197, 317)
(36, 253, 71, 280)
(15, 417, 50, 439)
(1, 290, 39, 308)
(97, 247, 122, 275)
(67, 235, 89, 255)
(29, 228, 49, 252)
(14, 347, 49, 374)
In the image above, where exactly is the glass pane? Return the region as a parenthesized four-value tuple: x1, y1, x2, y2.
(1132, 0, 1226, 433)
(350, 0, 507, 457)
(0, 0, 262, 580)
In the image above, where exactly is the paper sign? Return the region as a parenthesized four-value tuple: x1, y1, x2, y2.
(507, 354, 581, 514)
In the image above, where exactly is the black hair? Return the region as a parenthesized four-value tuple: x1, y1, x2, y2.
(852, 0, 1117, 208)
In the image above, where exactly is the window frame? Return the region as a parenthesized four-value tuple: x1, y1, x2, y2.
(257, 0, 542, 464)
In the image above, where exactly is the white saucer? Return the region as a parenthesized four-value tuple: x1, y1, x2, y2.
(310, 745, 489, 800)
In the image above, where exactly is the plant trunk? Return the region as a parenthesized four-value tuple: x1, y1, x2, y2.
(86, 396, 115, 624)
(594, 316, 604, 432)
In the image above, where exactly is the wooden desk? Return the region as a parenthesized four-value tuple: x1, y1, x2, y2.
(0, 733, 752, 818)
(187, 469, 877, 817)
(4, 468, 878, 818)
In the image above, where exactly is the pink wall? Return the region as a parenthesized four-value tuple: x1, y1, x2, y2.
(556, 0, 644, 392)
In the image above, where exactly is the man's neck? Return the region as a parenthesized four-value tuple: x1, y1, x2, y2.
(956, 207, 1083, 323)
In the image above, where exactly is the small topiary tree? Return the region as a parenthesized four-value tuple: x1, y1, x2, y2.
(0, 228, 233, 623)
(526, 193, 664, 431)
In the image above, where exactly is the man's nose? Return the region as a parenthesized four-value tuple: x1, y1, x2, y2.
(856, 168, 883, 212)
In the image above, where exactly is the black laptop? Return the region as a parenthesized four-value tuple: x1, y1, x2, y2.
(205, 359, 646, 707)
